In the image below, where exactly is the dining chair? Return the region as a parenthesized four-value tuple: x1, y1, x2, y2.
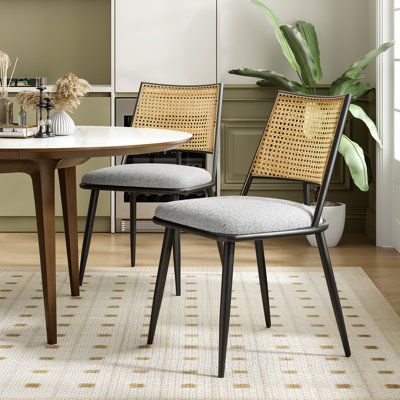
(79, 83, 224, 296)
(147, 91, 352, 378)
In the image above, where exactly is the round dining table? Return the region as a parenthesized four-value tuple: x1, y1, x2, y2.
(0, 126, 191, 344)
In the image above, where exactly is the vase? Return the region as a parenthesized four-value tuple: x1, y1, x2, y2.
(50, 110, 75, 136)
(0, 97, 13, 124)
(306, 203, 346, 247)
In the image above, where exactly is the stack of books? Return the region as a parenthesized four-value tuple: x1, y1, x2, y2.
(0, 124, 37, 138)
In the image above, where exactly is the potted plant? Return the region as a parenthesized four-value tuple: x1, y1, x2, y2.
(0, 51, 18, 124)
(229, 0, 394, 247)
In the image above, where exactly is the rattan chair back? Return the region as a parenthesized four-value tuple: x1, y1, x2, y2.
(132, 83, 222, 153)
(250, 91, 347, 185)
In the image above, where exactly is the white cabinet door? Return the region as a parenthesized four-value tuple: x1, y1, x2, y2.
(115, 0, 217, 92)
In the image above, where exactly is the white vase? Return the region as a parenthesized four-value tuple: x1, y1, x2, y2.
(50, 111, 75, 136)
(307, 203, 346, 247)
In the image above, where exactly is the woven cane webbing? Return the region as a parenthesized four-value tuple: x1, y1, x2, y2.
(251, 92, 345, 185)
(132, 83, 221, 153)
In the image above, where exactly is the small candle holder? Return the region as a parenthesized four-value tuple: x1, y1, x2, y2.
(44, 97, 54, 137)
(34, 86, 49, 139)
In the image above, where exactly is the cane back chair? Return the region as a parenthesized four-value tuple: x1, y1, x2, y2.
(147, 91, 352, 377)
(79, 83, 224, 295)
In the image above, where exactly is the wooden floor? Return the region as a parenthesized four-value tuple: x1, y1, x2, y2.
(0, 232, 400, 313)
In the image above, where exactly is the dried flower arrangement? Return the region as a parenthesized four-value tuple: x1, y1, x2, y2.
(52, 73, 91, 113)
(15, 90, 42, 110)
(0, 50, 18, 98)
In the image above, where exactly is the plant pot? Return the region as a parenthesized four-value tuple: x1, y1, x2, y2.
(307, 202, 346, 247)
(50, 110, 75, 136)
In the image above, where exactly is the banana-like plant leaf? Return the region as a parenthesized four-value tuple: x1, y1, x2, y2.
(280, 25, 319, 88)
(338, 134, 369, 191)
(251, 0, 300, 74)
(331, 41, 394, 88)
(296, 20, 322, 82)
(228, 68, 304, 92)
(330, 77, 374, 100)
(349, 104, 382, 147)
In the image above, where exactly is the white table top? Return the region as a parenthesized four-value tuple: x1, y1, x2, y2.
(0, 126, 192, 160)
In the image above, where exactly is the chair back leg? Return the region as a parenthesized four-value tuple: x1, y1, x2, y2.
(255, 240, 271, 328)
(147, 227, 175, 344)
(129, 193, 137, 268)
(173, 230, 181, 296)
(315, 232, 351, 357)
(171, 194, 181, 296)
(79, 189, 99, 285)
(218, 241, 235, 378)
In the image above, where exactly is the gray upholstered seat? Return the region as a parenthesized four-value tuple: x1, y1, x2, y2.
(81, 163, 212, 189)
(155, 196, 316, 235)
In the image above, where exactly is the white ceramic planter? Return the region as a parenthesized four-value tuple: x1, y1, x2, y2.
(307, 203, 346, 247)
(50, 111, 75, 136)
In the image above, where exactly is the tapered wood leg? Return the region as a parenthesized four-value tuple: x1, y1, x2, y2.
(255, 240, 271, 328)
(79, 190, 99, 285)
(147, 228, 175, 345)
(130, 193, 136, 268)
(30, 161, 58, 345)
(206, 188, 224, 265)
(58, 167, 79, 297)
(218, 241, 235, 378)
(315, 232, 351, 357)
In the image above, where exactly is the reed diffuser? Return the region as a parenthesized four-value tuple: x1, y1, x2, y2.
(0, 50, 18, 124)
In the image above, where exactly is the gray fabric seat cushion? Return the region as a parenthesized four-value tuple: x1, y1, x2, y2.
(155, 196, 316, 235)
(81, 163, 212, 189)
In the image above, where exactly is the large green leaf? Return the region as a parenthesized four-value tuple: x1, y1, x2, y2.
(251, 0, 300, 74)
(330, 77, 374, 100)
(228, 68, 304, 92)
(349, 104, 382, 147)
(280, 25, 318, 88)
(296, 20, 322, 82)
(338, 134, 369, 191)
(332, 41, 394, 88)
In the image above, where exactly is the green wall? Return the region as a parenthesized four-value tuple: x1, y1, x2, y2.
(0, 0, 111, 85)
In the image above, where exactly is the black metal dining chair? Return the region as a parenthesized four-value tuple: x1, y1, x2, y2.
(147, 91, 352, 377)
(78, 83, 223, 295)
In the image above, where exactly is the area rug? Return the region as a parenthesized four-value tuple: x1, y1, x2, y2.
(0, 266, 400, 399)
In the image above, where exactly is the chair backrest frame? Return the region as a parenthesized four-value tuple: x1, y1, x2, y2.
(125, 82, 223, 186)
(241, 91, 351, 228)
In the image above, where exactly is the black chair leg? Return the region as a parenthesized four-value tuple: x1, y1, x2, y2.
(255, 240, 271, 328)
(218, 241, 235, 378)
(173, 230, 181, 296)
(171, 195, 181, 296)
(315, 232, 351, 357)
(130, 193, 136, 268)
(79, 189, 99, 286)
(147, 228, 175, 345)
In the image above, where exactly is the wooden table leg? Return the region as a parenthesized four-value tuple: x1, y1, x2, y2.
(58, 167, 80, 297)
(29, 160, 58, 345)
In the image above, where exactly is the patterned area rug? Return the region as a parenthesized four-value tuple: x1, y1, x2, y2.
(0, 266, 400, 399)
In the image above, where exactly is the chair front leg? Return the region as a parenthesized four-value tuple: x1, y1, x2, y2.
(79, 189, 99, 286)
(130, 193, 137, 268)
(147, 227, 175, 345)
(255, 240, 271, 328)
(218, 241, 235, 378)
(315, 232, 351, 357)
(206, 188, 224, 264)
